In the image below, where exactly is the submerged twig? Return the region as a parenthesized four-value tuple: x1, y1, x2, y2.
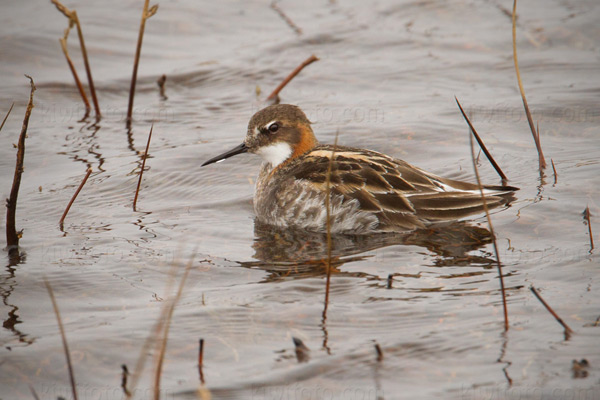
(59, 168, 92, 229)
(44, 278, 78, 400)
(512, 0, 546, 170)
(374, 343, 384, 362)
(469, 134, 509, 331)
(51, 0, 101, 119)
(198, 338, 205, 383)
(530, 286, 574, 338)
(153, 255, 194, 400)
(127, 0, 159, 128)
(266, 55, 319, 102)
(157, 74, 168, 100)
(0, 102, 14, 132)
(584, 206, 594, 251)
(121, 365, 130, 396)
(133, 124, 154, 211)
(456, 97, 508, 182)
(270, 1, 302, 35)
(6, 76, 35, 258)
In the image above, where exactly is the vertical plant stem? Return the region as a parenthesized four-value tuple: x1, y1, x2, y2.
(6, 76, 35, 257)
(72, 11, 100, 119)
(584, 206, 594, 251)
(469, 134, 509, 331)
(127, 0, 159, 128)
(512, 0, 546, 170)
(322, 133, 339, 323)
(59, 168, 92, 229)
(60, 36, 91, 117)
(0, 102, 14, 132)
(133, 124, 154, 211)
(44, 278, 78, 400)
(198, 338, 205, 384)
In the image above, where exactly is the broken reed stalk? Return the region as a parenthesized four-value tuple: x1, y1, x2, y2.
(322, 133, 339, 319)
(126, 0, 159, 128)
(270, 1, 302, 35)
(266, 55, 319, 101)
(198, 338, 205, 384)
(512, 0, 546, 170)
(157, 74, 168, 100)
(6, 76, 35, 258)
(530, 286, 574, 336)
(469, 134, 509, 331)
(51, 0, 100, 119)
(125, 261, 179, 400)
(0, 102, 14, 132)
(456, 97, 508, 182)
(153, 255, 194, 400)
(133, 124, 154, 211)
(59, 30, 91, 117)
(59, 168, 92, 228)
(44, 278, 78, 400)
(121, 365, 130, 396)
(584, 206, 594, 251)
(29, 385, 41, 400)
(374, 343, 383, 362)
(551, 159, 557, 184)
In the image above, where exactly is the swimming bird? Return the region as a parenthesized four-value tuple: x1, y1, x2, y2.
(202, 104, 517, 233)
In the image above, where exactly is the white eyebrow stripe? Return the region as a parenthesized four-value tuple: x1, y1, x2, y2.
(265, 120, 278, 130)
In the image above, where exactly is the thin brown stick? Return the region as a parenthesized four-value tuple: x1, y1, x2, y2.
(266, 55, 318, 101)
(59, 31, 91, 117)
(198, 338, 205, 383)
(551, 159, 557, 185)
(322, 133, 339, 320)
(51, 1, 100, 119)
(127, 0, 159, 128)
(469, 134, 509, 331)
(6, 76, 35, 258)
(512, 0, 546, 170)
(29, 385, 41, 400)
(44, 278, 78, 400)
(530, 286, 574, 336)
(0, 102, 14, 132)
(456, 97, 508, 182)
(270, 1, 302, 35)
(59, 168, 92, 228)
(133, 124, 154, 211)
(387, 274, 393, 289)
(121, 365, 130, 396)
(374, 343, 383, 362)
(157, 74, 168, 100)
(153, 255, 194, 400)
(584, 206, 594, 251)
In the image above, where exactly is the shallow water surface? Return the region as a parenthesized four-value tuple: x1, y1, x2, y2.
(1, 0, 599, 399)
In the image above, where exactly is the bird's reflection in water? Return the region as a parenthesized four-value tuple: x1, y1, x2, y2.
(240, 220, 496, 280)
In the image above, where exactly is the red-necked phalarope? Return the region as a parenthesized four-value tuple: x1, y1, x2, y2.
(202, 104, 517, 233)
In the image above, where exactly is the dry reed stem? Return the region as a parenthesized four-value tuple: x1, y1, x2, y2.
(157, 74, 168, 100)
(6, 76, 35, 258)
(0, 102, 14, 132)
(51, 1, 101, 119)
(198, 338, 205, 384)
(59, 29, 91, 117)
(126, 261, 179, 400)
(270, 1, 302, 35)
(29, 385, 41, 400)
(59, 168, 92, 228)
(266, 55, 318, 101)
(512, 0, 546, 170)
(584, 206, 594, 251)
(153, 255, 195, 400)
(456, 97, 508, 182)
(469, 134, 509, 331)
(44, 278, 78, 400)
(121, 365, 130, 396)
(133, 124, 154, 211)
(127, 0, 159, 128)
(374, 343, 383, 362)
(387, 274, 393, 289)
(551, 159, 557, 185)
(530, 286, 574, 337)
(322, 133, 339, 320)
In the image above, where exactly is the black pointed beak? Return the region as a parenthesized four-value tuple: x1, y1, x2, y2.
(201, 143, 248, 167)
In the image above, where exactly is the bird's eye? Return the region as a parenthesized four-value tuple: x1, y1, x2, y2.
(268, 123, 279, 133)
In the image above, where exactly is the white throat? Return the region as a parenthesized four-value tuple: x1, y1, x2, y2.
(256, 142, 293, 168)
